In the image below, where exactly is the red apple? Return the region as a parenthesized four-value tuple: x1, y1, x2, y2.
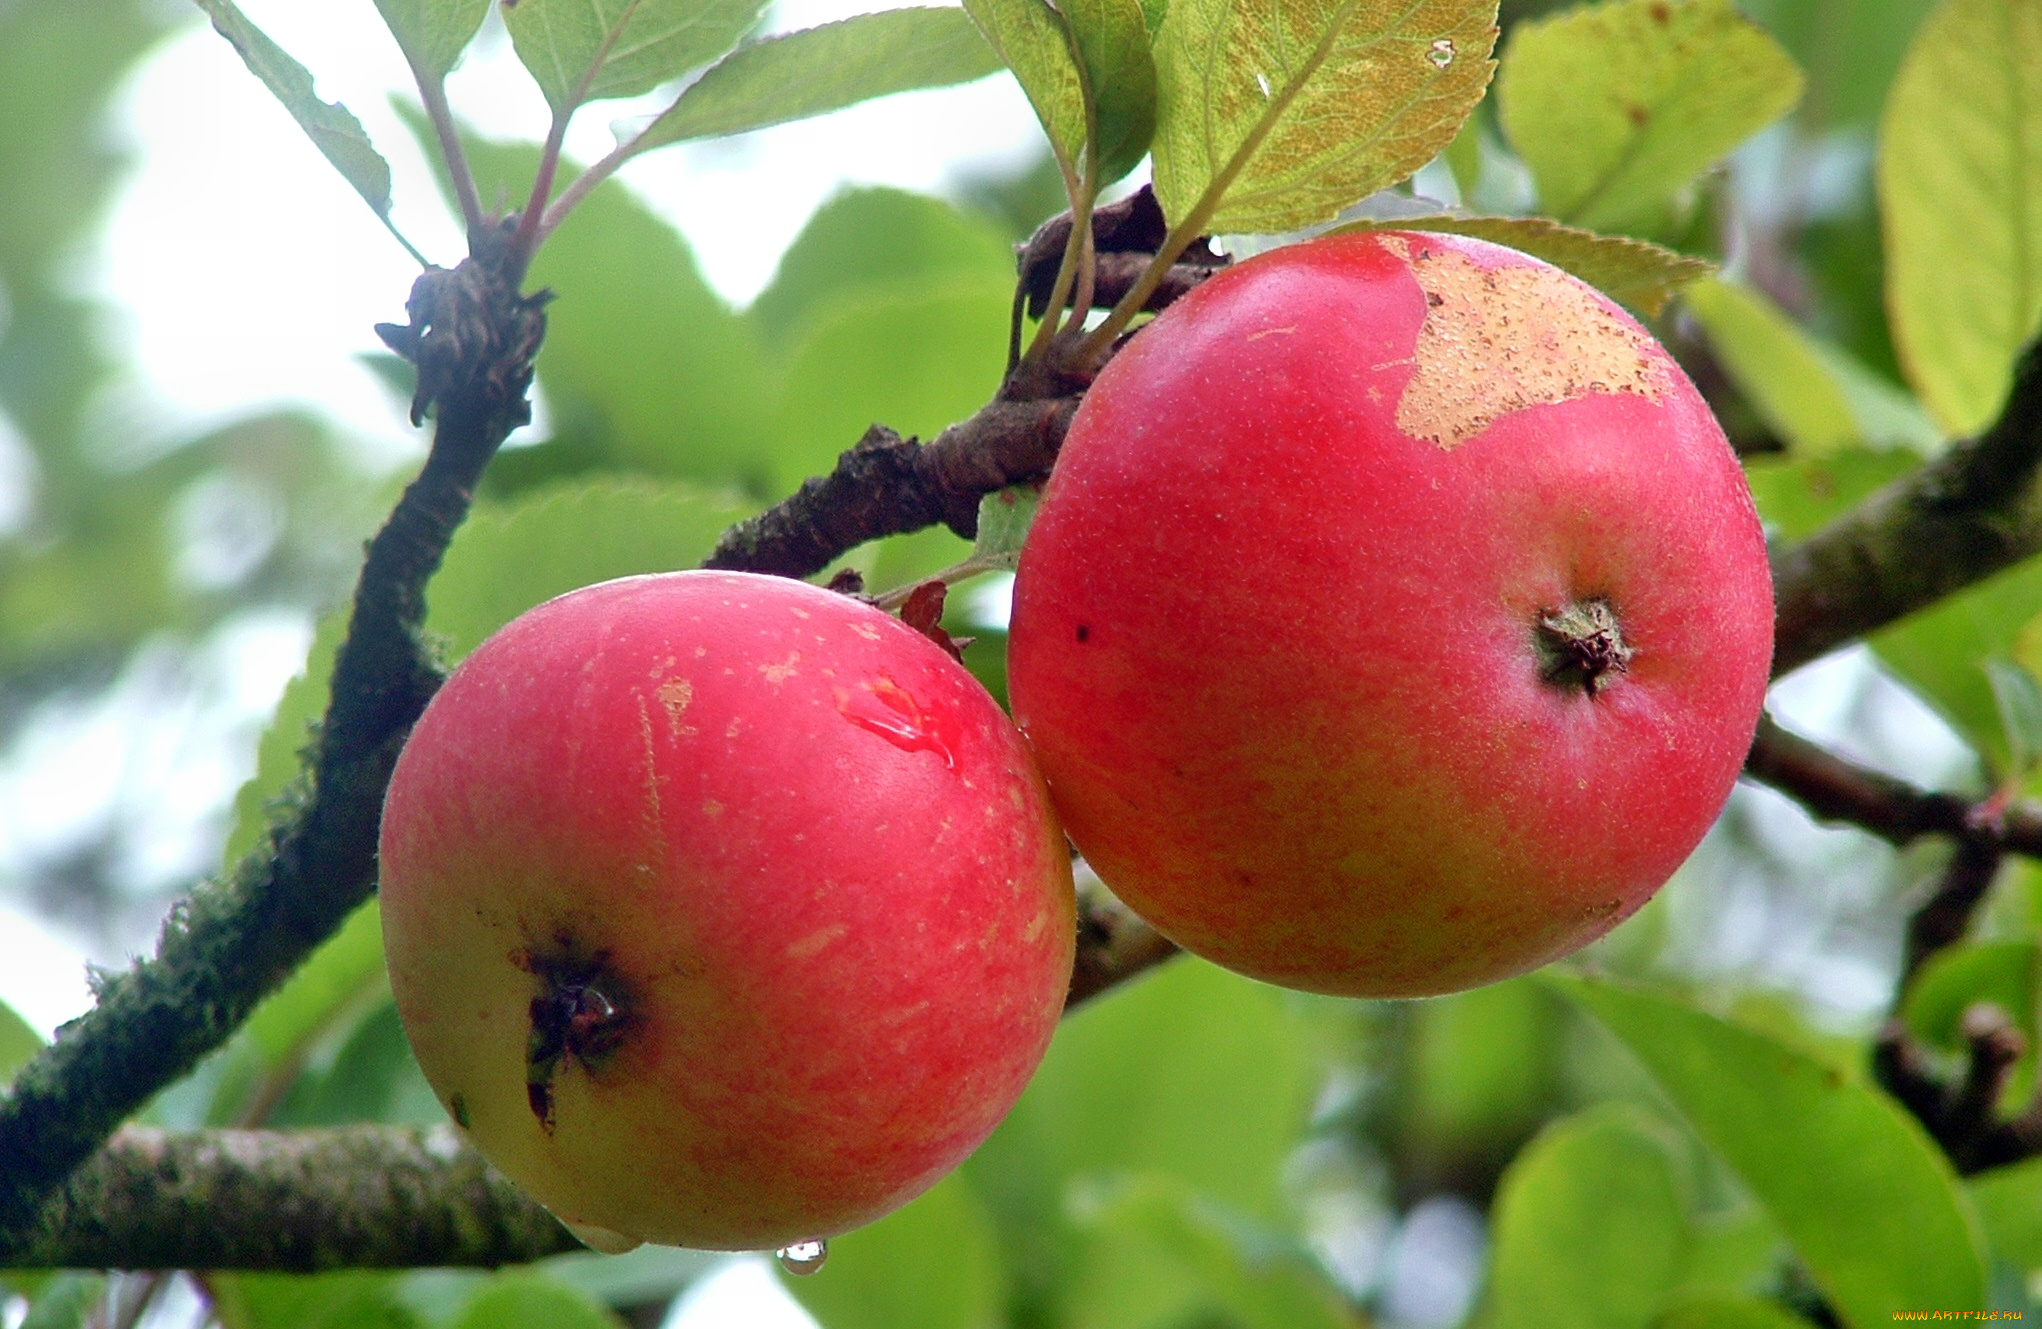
(1007, 230, 1773, 997)
(378, 570, 1075, 1251)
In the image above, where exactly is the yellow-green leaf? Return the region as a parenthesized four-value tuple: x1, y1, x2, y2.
(1497, 0, 1803, 231)
(1336, 213, 1712, 313)
(1684, 278, 1859, 454)
(1879, 0, 2042, 436)
(1151, 0, 1499, 235)
(964, 0, 1087, 176)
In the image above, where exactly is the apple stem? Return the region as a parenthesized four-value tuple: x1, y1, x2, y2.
(1535, 600, 1632, 696)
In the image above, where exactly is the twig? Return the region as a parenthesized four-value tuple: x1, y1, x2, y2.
(702, 402, 1077, 580)
(1067, 889, 1179, 1008)
(1902, 838, 2006, 984)
(1873, 1006, 2030, 1175)
(0, 222, 548, 1242)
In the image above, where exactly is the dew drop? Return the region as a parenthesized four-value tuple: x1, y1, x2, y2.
(1427, 38, 1455, 67)
(777, 1238, 829, 1275)
(564, 1220, 642, 1254)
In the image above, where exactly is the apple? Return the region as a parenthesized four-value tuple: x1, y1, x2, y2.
(378, 570, 1075, 1252)
(1007, 230, 1774, 998)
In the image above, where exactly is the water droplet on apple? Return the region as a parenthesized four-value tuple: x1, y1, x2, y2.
(777, 1238, 829, 1275)
(565, 1220, 643, 1254)
(835, 678, 958, 769)
(1427, 38, 1455, 67)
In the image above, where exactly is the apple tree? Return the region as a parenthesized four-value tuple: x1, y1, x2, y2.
(0, 0, 2040, 1323)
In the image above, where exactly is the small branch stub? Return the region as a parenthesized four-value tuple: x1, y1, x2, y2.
(1536, 599, 1632, 695)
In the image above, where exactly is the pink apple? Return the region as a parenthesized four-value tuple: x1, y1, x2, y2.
(379, 570, 1075, 1251)
(1008, 230, 1774, 997)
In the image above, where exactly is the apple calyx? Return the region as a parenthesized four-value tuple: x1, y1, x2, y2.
(519, 947, 635, 1133)
(1534, 599, 1632, 696)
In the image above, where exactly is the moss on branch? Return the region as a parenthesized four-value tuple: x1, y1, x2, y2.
(0, 1126, 579, 1270)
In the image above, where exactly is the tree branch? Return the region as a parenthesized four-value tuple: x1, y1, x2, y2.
(702, 400, 1077, 580)
(0, 222, 548, 1242)
(1771, 338, 2042, 675)
(0, 1127, 579, 1270)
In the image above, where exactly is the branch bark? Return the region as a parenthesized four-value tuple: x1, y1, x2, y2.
(1771, 338, 2042, 675)
(703, 400, 1077, 580)
(0, 224, 548, 1243)
(1, 1127, 580, 1270)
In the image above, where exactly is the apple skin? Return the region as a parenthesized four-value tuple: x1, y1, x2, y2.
(378, 570, 1075, 1251)
(1007, 230, 1773, 998)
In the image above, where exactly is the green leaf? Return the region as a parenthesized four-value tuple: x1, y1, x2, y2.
(1074, 1175, 1357, 1329)
(1397, 978, 1563, 1155)
(1150, 0, 1499, 234)
(781, 1174, 1005, 1329)
(1496, 0, 1803, 231)
(200, 899, 389, 1125)
(1988, 657, 2042, 778)
(766, 275, 1014, 495)
(445, 1275, 622, 1329)
(237, 900, 388, 1068)
(1653, 1293, 1817, 1329)
(965, 960, 1316, 1322)
(747, 187, 1017, 346)
(1552, 974, 1989, 1329)
(973, 484, 1043, 572)
(1683, 278, 1861, 456)
(503, 0, 769, 112)
(1061, 0, 1158, 186)
(1969, 1155, 2042, 1267)
(630, 9, 1001, 156)
(372, 0, 491, 80)
(1336, 214, 1712, 314)
(427, 479, 756, 660)
(1741, 448, 1916, 542)
(256, 997, 438, 1128)
(1875, 559, 2042, 775)
(0, 999, 42, 1082)
(964, 0, 1088, 175)
(1879, 0, 2042, 437)
(1487, 1105, 1692, 1329)
(1672, 1207, 1788, 1303)
(213, 1270, 421, 1329)
(191, 0, 395, 222)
